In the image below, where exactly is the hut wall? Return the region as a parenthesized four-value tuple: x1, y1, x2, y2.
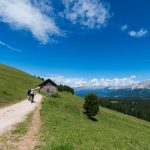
(40, 83, 57, 94)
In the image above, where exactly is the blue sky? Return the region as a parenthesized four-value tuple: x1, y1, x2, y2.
(0, 0, 150, 88)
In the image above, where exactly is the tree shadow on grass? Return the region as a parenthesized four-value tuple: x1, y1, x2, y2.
(83, 112, 98, 122)
(89, 116, 98, 122)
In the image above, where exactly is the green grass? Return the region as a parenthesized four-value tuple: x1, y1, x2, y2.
(0, 64, 42, 107)
(11, 112, 33, 135)
(38, 92, 150, 150)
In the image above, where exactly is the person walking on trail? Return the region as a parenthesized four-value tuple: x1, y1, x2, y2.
(28, 89, 36, 103)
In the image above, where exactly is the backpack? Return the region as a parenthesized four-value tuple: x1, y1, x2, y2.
(30, 89, 34, 95)
(27, 89, 31, 95)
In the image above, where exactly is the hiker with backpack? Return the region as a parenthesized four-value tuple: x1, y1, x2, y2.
(27, 88, 36, 103)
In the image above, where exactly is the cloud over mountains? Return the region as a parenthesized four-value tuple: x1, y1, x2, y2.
(46, 75, 139, 89)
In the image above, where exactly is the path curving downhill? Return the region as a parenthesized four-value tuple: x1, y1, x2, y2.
(0, 94, 42, 134)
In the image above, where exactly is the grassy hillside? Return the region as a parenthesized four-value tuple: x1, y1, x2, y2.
(39, 92, 150, 150)
(0, 64, 42, 107)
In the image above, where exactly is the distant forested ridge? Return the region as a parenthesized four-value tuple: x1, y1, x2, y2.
(75, 88, 150, 98)
(100, 97, 150, 122)
(108, 88, 150, 98)
(58, 84, 74, 94)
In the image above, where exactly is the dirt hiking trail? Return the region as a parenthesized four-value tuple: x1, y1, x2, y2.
(17, 103, 41, 150)
(0, 94, 42, 134)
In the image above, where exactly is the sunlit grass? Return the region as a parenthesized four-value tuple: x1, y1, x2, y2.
(0, 64, 41, 107)
(38, 92, 150, 150)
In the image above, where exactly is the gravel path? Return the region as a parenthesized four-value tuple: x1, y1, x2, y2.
(0, 94, 42, 134)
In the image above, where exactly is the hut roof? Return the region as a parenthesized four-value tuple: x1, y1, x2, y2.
(38, 79, 57, 88)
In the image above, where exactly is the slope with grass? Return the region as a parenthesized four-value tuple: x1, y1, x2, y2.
(39, 92, 150, 150)
(0, 64, 41, 107)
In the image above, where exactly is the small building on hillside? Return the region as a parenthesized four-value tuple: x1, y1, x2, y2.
(38, 79, 57, 94)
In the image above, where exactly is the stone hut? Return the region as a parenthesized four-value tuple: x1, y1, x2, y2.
(38, 79, 57, 94)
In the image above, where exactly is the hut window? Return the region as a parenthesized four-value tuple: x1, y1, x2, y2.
(47, 89, 50, 93)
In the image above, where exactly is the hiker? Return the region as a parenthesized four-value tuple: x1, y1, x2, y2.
(27, 89, 31, 97)
(27, 89, 36, 103)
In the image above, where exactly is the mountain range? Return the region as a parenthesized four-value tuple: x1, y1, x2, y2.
(75, 80, 150, 98)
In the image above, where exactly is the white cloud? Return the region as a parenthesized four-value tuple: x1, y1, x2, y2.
(0, 0, 62, 44)
(128, 28, 148, 38)
(0, 0, 112, 43)
(32, 0, 53, 14)
(45, 75, 139, 89)
(61, 0, 110, 29)
(0, 40, 22, 52)
(46, 75, 88, 88)
(121, 25, 128, 31)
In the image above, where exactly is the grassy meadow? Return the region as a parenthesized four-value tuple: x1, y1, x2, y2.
(38, 92, 150, 150)
(0, 64, 41, 107)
